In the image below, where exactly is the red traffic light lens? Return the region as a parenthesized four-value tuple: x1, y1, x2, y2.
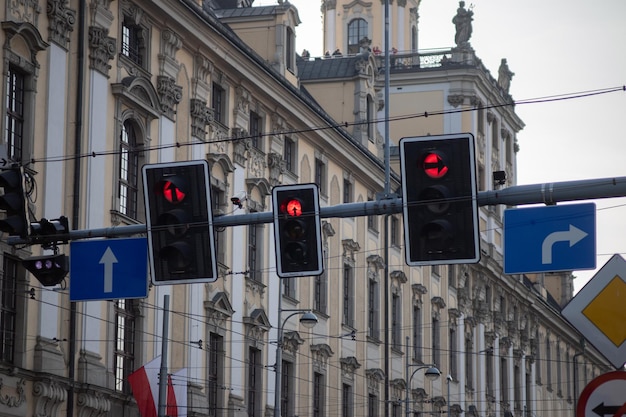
(281, 198, 303, 217)
(161, 180, 186, 204)
(422, 151, 448, 179)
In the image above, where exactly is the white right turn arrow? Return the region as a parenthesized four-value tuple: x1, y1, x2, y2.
(541, 224, 588, 265)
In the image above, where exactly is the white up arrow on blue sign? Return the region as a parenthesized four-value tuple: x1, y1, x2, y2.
(70, 238, 148, 301)
(504, 203, 596, 274)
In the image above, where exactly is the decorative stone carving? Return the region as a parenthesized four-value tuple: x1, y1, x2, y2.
(33, 379, 67, 417)
(88, 26, 116, 76)
(311, 343, 334, 373)
(204, 291, 234, 330)
(366, 368, 385, 392)
(282, 331, 304, 355)
(390, 270, 407, 284)
(0, 378, 26, 408)
(342, 239, 361, 260)
(267, 152, 285, 186)
(8, 0, 42, 25)
(157, 75, 183, 119)
(339, 356, 361, 380)
(77, 390, 111, 417)
(190, 98, 213, 140)
(232, 128, 249, 166)
(47, 0, 76, 47)
(247, 147, 266, 179)
(447, 94, 465, 107)
(159, 28, 182, 78)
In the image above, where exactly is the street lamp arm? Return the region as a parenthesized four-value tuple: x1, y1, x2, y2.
(274, 308, 318, 417)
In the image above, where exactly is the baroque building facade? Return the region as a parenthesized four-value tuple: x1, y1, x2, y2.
(0, 1, 611, 417)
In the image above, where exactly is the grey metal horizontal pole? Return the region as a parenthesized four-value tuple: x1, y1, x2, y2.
(8, 176, 626, 245)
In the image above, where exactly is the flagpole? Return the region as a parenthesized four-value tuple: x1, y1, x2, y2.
(158, 294, 170, 417)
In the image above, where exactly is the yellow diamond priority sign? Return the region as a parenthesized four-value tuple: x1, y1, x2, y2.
(562, 254, 626, 369)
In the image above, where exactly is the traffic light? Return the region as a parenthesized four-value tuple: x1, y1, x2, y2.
(143, 160, 217, 285)
(0, 166, 28, 237)
(23, 254, 69, 287)
(30, 216, 70, 246)
(273, 183, 323, 277)
(400, 133, 479, 265)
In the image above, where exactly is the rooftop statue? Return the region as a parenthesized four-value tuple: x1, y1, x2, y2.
(452, 1, 474, 47)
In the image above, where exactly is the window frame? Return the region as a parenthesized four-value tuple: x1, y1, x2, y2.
(347, 18, 368, 54)
(114, 298, 137, 394)
(119, 119, 141, 219)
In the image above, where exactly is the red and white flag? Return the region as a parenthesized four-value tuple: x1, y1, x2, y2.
(128, 356, 188, 417)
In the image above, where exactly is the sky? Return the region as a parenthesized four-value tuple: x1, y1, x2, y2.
(256, 0, 626, 293)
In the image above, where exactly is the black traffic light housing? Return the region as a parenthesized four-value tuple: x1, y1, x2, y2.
(273, 183, 323, 278)
(400, 133, 480, 265)
(30, 216, 70, 247)
(23, 253, 69, 287)
(143, 160, 217, 285)
(0, 166, 28, 237)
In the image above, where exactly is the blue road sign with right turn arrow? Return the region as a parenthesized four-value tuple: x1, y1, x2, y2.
(504, 203, 596, 274)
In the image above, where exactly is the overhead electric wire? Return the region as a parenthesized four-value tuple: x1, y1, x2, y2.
(18, 85, 626, 167)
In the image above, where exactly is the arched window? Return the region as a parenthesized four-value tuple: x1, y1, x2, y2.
(347, 18, 368, 54)
(119, 120, 140, 219)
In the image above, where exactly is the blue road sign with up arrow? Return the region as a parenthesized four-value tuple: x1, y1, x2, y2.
(504, 203, 596, 274)
(70, 238, 148, 301)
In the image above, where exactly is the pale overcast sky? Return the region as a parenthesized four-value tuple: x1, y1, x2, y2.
(255, 0, 626, 293)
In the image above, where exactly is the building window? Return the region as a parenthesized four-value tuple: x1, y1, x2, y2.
(556, 343, 562, 396)
(486, 350, 494, 397)
(248, 347, 262, 417)
(392, 402, 402, 417)
(500, 356, 508, 403)
(342, 383, 353, 417)
(208, 333, 224, 416)
(281, 360, 293, 417)
(343, 264, 354, 327)
(449, 327, 457, 380)
(366, 95, 374, 140)
(248, 222, 261, 282)
(368, 394, 378, 417)
(390, 216, 399, 247)
(347, 18, 368, 54)
(212, 186, 226, 265)
(546, 337, 552, 387)
(212, 82, 226, 125)
(391, 293, 401, 349)
(114, 299, 136, 393)
(121, 15, 146, 67)
(249, 111, 262, 150)
(283, 277, 296, 299)
(432, 317, 440, 366)
(286, 27, 295, 71)
(535, 329, 542, 384)
(315, 157, 326, 195)
(5, 66, 25, 162)
(119, 120, 140, 219)
(283, 137, 295, 173)
(465, 335, 473, 389)
(491, 120, 499, 150)
(0, 255, 19, 363)
(413, 304, 422, 362)
(368, 277, 379, 339)
(514, 364, 522, 410)
(314, 267, 327, 314)
(313, 372, 324, 417)
(448, 265, 456, 288)
(367, 194, 378, 232)
(343, 178, 353, 203)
